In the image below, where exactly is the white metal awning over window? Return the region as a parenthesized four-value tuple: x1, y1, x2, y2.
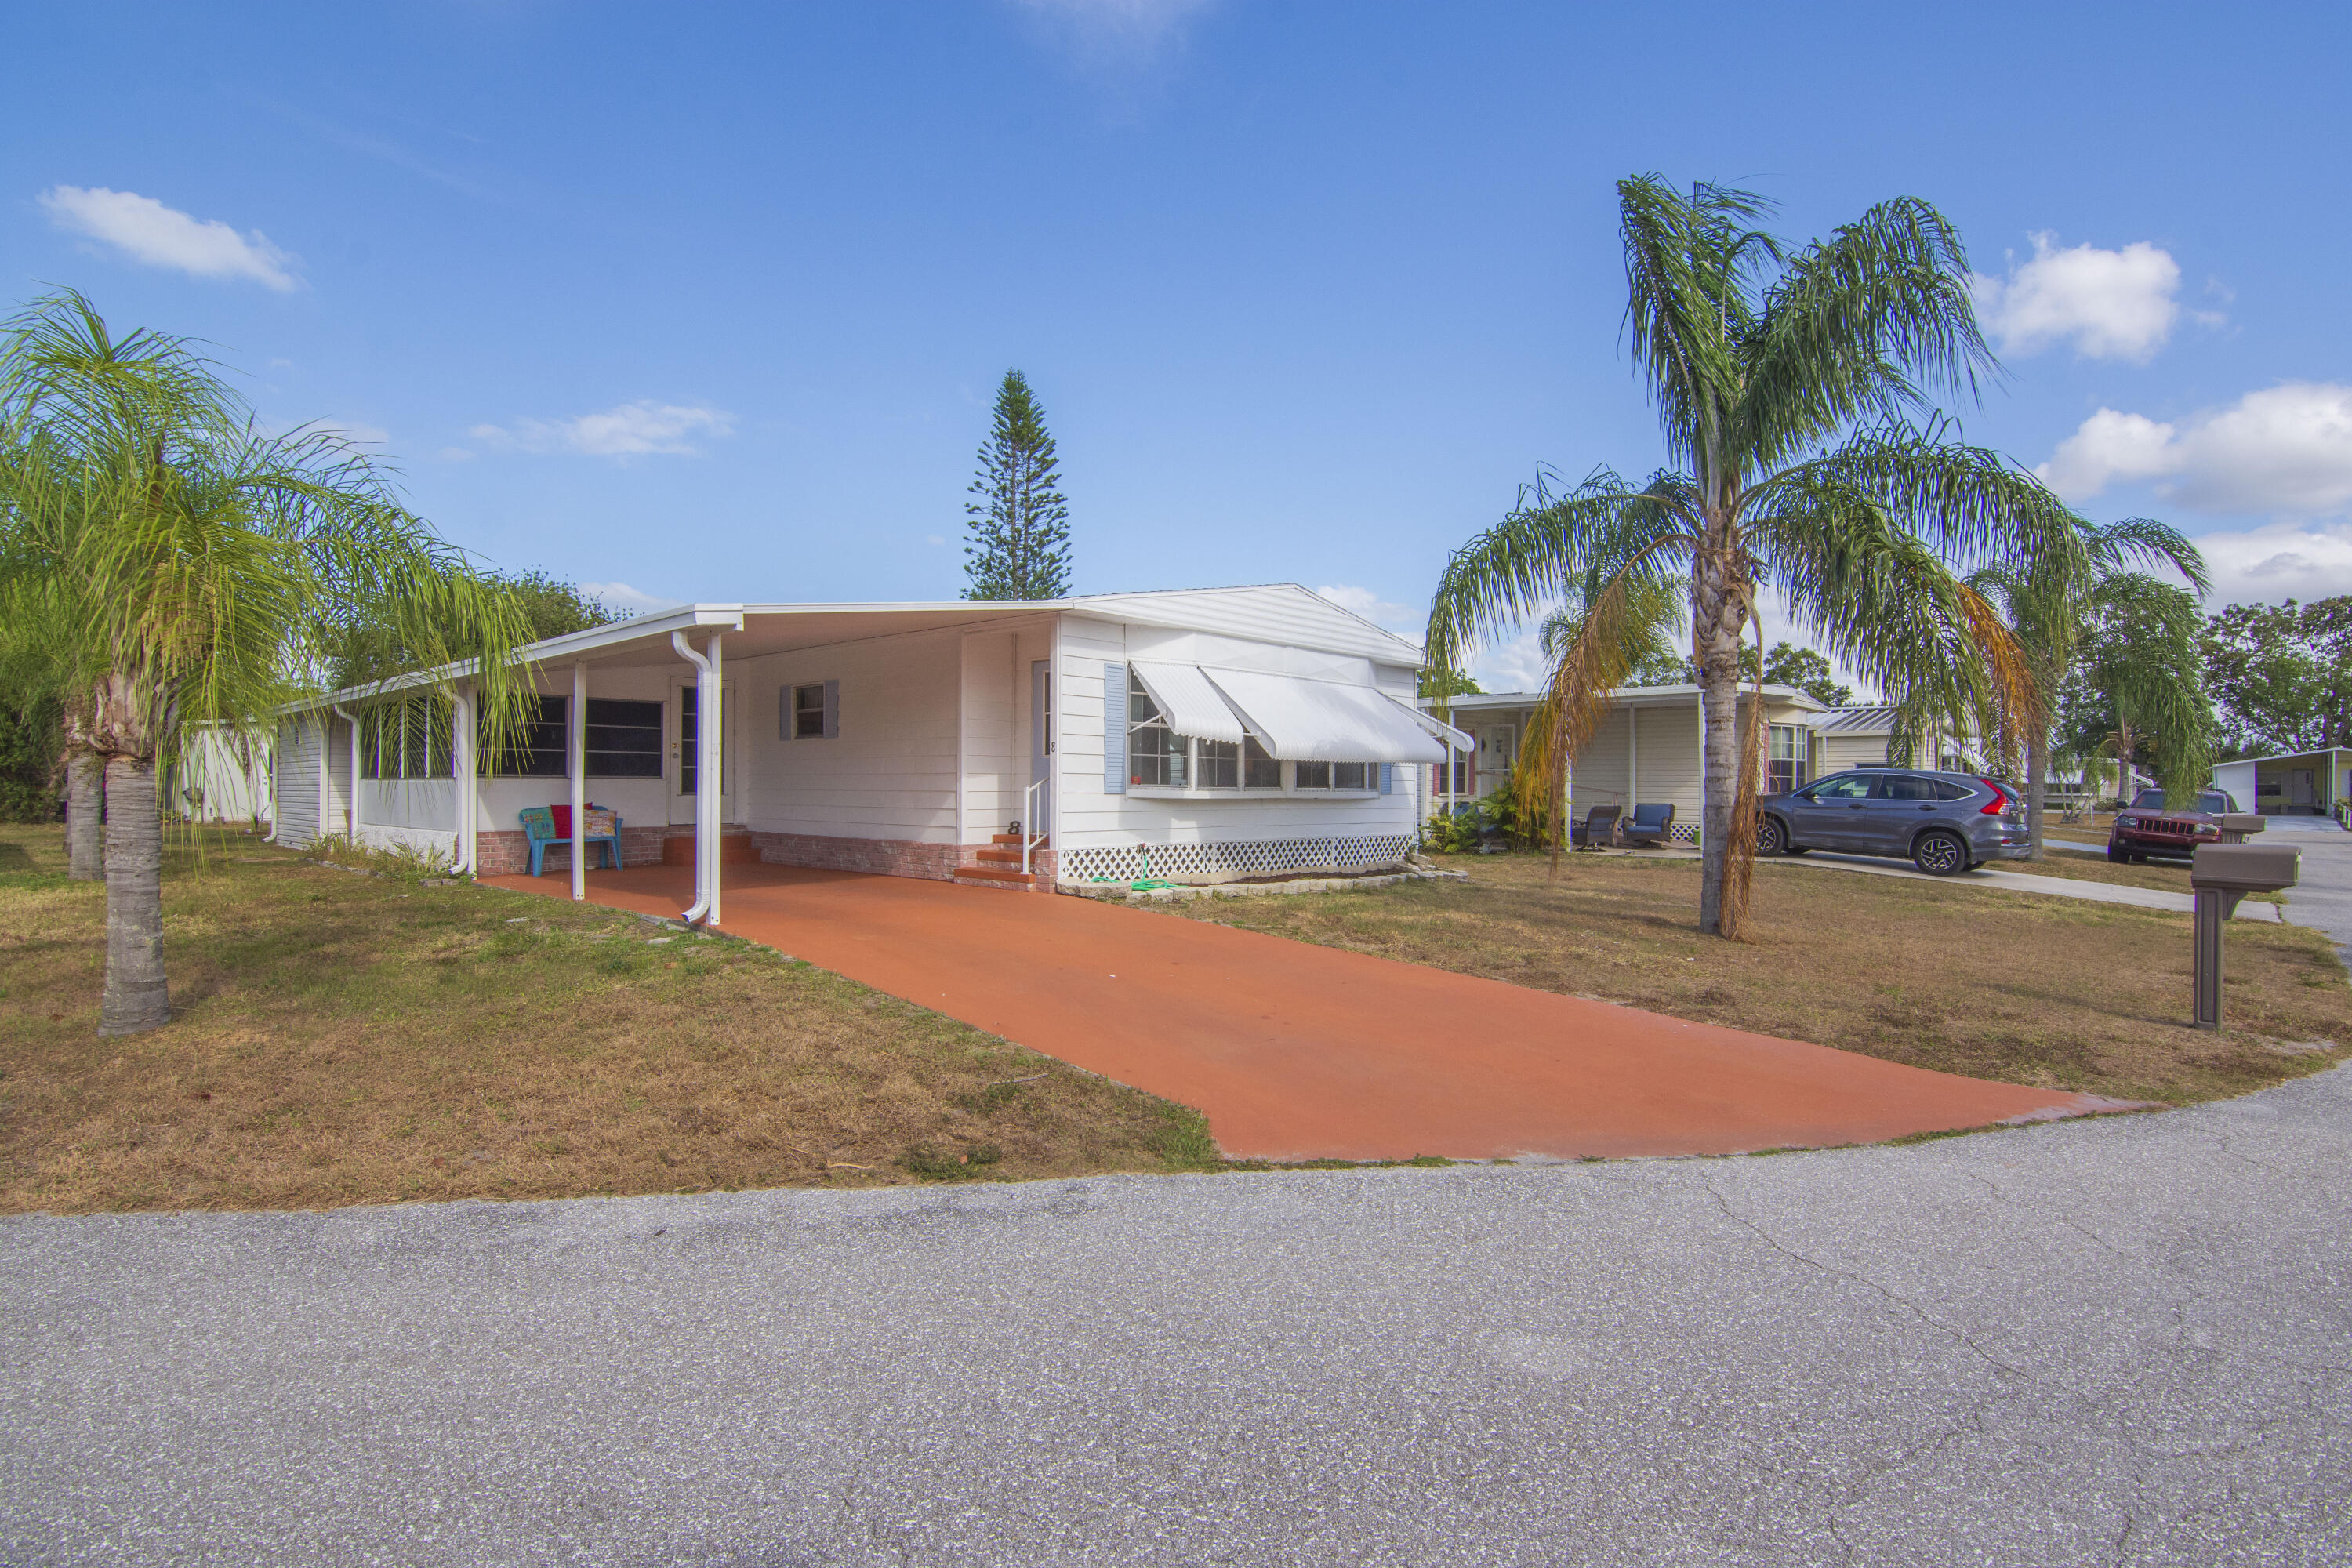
(1394, 697, 1474, 752)
(1129, 662, 1247, 744)
(1201, 668, 1446, 764)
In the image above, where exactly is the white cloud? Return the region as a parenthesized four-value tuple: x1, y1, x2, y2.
(2038, 383, 2352, 516)
(1314, 583, 1422, 633)
(1010, 0, 1216, 67)
(317, 419, 390, 448)
(2185, 521, 2352, 606)
(579, 582, 683, 619)
(924, 533, 948, 546)
(38, 185, 299, 291)
(437, 446, 475, 463)
(470, 401, 734, 458)
(1972, 233, 2183, 361)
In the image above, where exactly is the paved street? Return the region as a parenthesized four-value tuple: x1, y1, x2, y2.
(5, 844, 2349, 1565)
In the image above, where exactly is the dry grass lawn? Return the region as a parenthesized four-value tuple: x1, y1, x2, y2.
(1163, 850, 2352, 1107)
(0, 826, 1215, 1214)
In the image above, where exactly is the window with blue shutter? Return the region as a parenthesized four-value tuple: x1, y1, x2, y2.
(1380, 762, 1392, 794)
(1102, 661, 1127, 794)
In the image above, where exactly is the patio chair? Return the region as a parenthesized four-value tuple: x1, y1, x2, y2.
(1567, 804, 1622, 849)
(520, 805, 624, 876)
(1621, 801, 1675, 848)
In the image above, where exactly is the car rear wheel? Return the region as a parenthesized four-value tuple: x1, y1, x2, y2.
(1913, 829, 1969, 877)
(1757, 815, 1788, 856)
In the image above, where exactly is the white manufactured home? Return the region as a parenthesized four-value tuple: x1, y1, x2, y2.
(271, 585, 1464, 915)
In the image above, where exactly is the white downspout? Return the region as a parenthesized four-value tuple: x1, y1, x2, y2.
(569, 662, 587, 901)
(672, 630, 717, 927)
(331, 705, 361, 845)
(452, 683, 476, 875)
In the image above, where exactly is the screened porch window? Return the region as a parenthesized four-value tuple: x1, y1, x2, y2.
(483, 696, 568, 777)
(360, 697, 452, 779)
(585, 699, 663, 778)
(1127, 668, 1187, 787)
(1295, 760, 1374, 789)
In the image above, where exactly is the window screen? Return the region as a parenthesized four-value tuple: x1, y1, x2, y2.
(586, 699, 662, 778)
(1295, 760, 1333, 789)
(485, 695, 567, 777)
(1332, 762, 1371, 789)
(1877, 775, 1939, 801)
(793, 684, 826, 739)
(1196, 739, 1239, 789)
(1244, 736, 1282, 789)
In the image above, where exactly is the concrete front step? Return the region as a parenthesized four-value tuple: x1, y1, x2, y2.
(956, 863, 1041, 884)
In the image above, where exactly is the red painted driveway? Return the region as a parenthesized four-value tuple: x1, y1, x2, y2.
(484, 862, 2129, 1161)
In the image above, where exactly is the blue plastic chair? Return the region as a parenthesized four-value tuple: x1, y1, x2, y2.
(519, 806, 623, 875)
(1621, 801, 1676, 848)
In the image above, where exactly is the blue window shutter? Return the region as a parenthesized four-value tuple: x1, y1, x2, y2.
(778, 686, 790, 741)
(1103, 662, 1127, 794)
(1380, 762, 1393, 794)
(822, 680, 840, 739)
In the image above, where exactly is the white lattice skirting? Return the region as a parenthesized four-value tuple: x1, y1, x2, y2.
(1061, 834, 1416, 886)
(1670, 822, 1699, 843)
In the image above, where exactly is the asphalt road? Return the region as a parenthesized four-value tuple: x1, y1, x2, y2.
(5, 848, 2350, 1566)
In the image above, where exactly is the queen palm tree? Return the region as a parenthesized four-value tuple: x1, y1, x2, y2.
(0, 291, 537, 1035)
(1969, 519, 2209, 855)
(1427, 176, 2078, 936)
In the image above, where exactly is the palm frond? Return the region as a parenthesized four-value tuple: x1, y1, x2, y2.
(1423, 466, 1697, 698)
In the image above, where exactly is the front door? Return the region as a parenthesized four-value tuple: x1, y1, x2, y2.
(1029, 659, 1052, 837)
(670, 681, 736, 825)
(1476, 724, 1517, 797)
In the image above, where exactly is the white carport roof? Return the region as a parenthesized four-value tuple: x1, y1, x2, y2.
(296, 585, 1425, 707)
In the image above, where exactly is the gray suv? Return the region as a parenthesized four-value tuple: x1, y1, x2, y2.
(1757, 768, 2031, 876)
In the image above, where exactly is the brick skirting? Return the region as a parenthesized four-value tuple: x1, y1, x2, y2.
(475, 823, 685, 877)
(753, 832, 964, 883)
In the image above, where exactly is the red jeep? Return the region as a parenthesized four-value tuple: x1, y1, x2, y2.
(2107, 788, 2242, 863)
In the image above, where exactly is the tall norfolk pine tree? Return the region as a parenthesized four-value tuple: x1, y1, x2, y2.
(963, 369, 1071, 601)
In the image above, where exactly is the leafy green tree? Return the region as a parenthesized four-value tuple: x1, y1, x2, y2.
(1428, 176, 2071, 935)
(2201, 597, 2352, 755)
(328, 566, 614, 691)
(0, 291, 537, 1036)
(2057, 581, 2215, 804)
(1761, 642, 1853, 708)
(0, 689, 62, 822)
(963, 369, 1071, 601)
(1418, 667, 1483, 700)
(1969, 517, 2208, 853)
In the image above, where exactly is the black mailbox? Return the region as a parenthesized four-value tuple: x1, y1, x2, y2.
(2187, 844, 2300, 1029)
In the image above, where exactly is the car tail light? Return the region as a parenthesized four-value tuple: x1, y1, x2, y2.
(1978, 779, 2009, 815)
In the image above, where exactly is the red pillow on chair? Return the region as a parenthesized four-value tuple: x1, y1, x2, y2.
(549, 805, 571, 837)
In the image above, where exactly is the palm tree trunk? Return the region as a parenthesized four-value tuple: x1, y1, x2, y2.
(98, 753, 170, 1036)
(1693, 551, 1748, 935)
(65, 749, 103, 880)
(2025, 730, 2047, 858)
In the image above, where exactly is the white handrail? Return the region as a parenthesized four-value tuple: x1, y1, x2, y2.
(671, 630, 716, 926)
(1022, 779, 1044, 875)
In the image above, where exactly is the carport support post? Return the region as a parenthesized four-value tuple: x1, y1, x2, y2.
(706, 632, 723, 929)
(2192, 888, 2239, 1030)
(570, 661, 587, 902)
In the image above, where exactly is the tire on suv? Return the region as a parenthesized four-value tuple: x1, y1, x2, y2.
(1912, 827, 1971, 877)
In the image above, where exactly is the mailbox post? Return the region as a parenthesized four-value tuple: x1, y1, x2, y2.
(2188, 844, 2300, 1029)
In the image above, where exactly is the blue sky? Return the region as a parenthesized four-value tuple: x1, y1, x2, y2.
(9, 2, 2350, 688)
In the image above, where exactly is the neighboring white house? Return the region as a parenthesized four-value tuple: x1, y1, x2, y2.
(1433, 684, 1832, 840)
(167, 724, 274, 826)
(271, 585, 1464, 913)
(2212, 748, 2352, 818)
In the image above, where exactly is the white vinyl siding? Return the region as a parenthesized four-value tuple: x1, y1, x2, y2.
(274, 715, 322, 848)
